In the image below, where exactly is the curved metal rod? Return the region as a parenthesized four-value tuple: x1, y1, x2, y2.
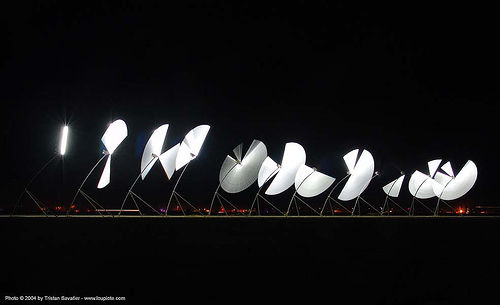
(118, 156, 158, 216)
(11, 154, 58, 216)
(286, 170, 315, 216)
(320, 174, 350, 216)
(409, 177, 429, 216)
(434, 178, 454, 216)
(248, 167, 280, 216)
(208, 162, 239, 216)
(67, 153, 108, 216)
(381, 179, 397, 214)
(165, 161, 190, 216)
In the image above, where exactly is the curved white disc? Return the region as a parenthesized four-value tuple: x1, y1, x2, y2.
(141, 124, 169, 180)
(408, 170, 436, 199)
(338, 149, 374, 201)
(265, 142, 306, 195)
(427, 159, 442, 178)
(295, 165, 335, 198)
(432, 160, 477, 200)
(101, 119, 128, 155)
(159, 143, 180, 179)
(258, 157, 280, 187)
(175, 125, 210, 170)
(382, 175, 405, 198)
(220, 140, 268, 193)
(97, 156, 111, 189)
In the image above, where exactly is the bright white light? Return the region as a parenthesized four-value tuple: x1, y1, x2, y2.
(265, 142, 306, 195)
(101, 119, 128, 155)
(60, 126, 69, 156)
(408, 170, 436, 199)
(338, 149, 374, 201)
(440, 161, 455, 177)
(343, 149, 359, 173)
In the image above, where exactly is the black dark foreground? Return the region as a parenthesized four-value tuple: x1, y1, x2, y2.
(1, 216, 499, 304)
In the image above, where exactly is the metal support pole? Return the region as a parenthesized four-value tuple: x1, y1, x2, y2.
(434, 179, 453, 216)
(320, 174, 350, 216)
(67, 154, 108, 216)
(166, 162, 190, 216)
(11, 154, 58, 216)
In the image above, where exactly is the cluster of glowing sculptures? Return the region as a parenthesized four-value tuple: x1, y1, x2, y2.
(12, 120, 478, 217)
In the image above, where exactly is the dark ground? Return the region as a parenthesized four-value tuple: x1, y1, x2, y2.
(1, 216, 499, 304)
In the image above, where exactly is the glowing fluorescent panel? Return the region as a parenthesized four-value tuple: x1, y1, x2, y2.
(60, 126, 69, 156)
(258, 157, 280, 187)
(175, 125, 210, 170)
(219, 140, 267, 193)
(343, 149, 359, 174)
(265, 142, 306, 195)
(159, 144, 180, 180)
(140, 124, 169, 180)
(294, 165, 335, 198)
(382, 175, 405, 198)
(337, 149, 374, 201)
(432, 160, 477, 200)
(101, 120, 128, 155)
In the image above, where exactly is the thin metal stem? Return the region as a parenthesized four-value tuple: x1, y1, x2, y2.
(434, 179, 453, 216)
(67, 154, 108, 216)
(208, 162, 238, 216)
(12, 154, 58, 216)
(166, 162, 190, 216)
(321, 174, 350, 216)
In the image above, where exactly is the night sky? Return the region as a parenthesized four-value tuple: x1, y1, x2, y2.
(2, 1, 498, 212)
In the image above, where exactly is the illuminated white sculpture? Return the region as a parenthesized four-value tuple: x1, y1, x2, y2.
(285, 165, 335, 216)
(247, 142, 305, 216)
(13, 125, 70, 216)
(165, 125, 210, 216)
(68, 120, 127, 216)
(209, 140, 267, 215)
(158, 143, 180, 180)
(432, 160, 477, 215)
(97, 119, 128, 189)
(338, 149, 375, 201)
(265, 143, 306, 195)
(407, 159, 442, 215)
(119, 124, 169, 216)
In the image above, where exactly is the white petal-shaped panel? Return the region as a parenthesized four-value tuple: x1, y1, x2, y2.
(432, 160, 477, 200)
(159, 144, 180, 179)
(343, 149, 359, 174)
(382, 175, 405, 198)
(101, 119, 128, 155)
(427, 159, 442, 178)
(220, 140, 267, 193)
(141, 124, 169, 180)
(175, 125, 210, 170)
(97, 156, 111, 189)
(258, 157, 280, 187)
(441, 161, 455, 177)
(408, 170, 436, 199)
(265, 142, 306, 195)
(338, 149, 374, 201)
(295, 165, 335, 198)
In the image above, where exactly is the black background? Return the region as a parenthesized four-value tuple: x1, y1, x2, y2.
(2, 1, 497, 212)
